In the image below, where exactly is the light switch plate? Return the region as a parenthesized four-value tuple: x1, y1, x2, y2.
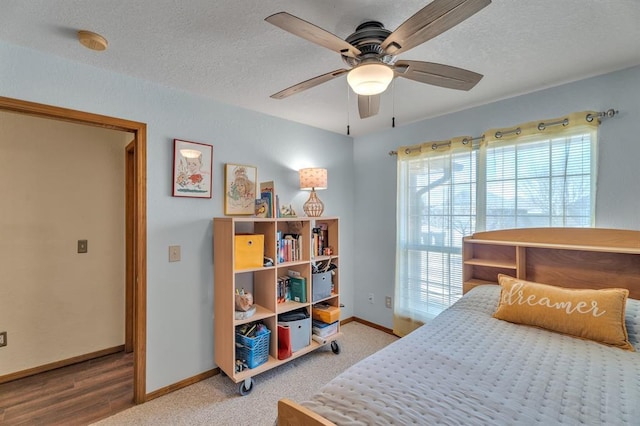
(169, 245, 181, 262)
(78, 240, 88, 253)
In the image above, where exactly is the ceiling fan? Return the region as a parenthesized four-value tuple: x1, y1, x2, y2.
(265, 0, 491, 120)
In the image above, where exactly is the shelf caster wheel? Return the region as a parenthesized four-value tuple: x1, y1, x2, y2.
(331, 340, 340, 354)
(239, 378, 254, 396)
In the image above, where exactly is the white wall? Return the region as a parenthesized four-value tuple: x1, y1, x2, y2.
(352, 65, 640, 329)
(0, 111, 129, 375)
(0, 41, 355, 392)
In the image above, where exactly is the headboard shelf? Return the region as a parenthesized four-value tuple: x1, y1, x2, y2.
(469, 228, 640, 251)
(463, 228, 640, 299)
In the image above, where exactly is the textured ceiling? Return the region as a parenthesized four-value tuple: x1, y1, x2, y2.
(1, 0, 639, 137)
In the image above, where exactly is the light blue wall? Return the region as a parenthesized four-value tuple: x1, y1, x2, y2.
(4, 37, 639, 390)
(352, 65, 640, 328)
(0, 41, 355, 392)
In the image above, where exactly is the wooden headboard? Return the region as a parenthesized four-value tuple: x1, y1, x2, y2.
(462, 228, 640, 299)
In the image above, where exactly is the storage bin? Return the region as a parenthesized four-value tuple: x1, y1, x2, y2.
(234, 234, 264, 270)
(278, 309, 311, 352)
(312, 271, 332, 301)
(235, 328, 271, 369)
(312, 320, 339, 338)
(312, 304, 340, 324)
(277, 324, 292, 360)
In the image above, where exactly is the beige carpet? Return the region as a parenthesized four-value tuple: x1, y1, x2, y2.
(93, 322, 398, 426)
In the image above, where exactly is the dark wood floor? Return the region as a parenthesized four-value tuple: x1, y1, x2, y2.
(0, 351, 134, 425)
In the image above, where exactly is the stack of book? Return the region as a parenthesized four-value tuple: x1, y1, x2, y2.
(260, 181, 278, 218)
(277, 232, 302, 263)
(277, 270, 307, 304)
(277, 276, 290, 303)
(312, 224, 328, 257)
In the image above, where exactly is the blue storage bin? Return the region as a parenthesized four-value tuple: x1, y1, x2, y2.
(235, 328, 271, 369)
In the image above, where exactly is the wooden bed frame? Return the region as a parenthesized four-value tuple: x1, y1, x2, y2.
(276, 228, 640, 426)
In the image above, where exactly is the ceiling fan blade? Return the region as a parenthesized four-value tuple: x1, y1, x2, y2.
(270, 69, 349, 99)
(382, 0, 491, 55)
(394, 60, 483, 90)
(358, 94, 381, 119)
(265, 12, 361, 59)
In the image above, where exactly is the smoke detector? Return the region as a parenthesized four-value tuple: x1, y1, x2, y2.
(77, 30, 108, 51)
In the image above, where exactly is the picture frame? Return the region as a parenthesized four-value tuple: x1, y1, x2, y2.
(172, 139, 213, 198)
(224, 163, 258, 215)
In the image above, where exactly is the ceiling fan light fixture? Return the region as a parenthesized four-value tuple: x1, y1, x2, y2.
(347, 63, 393, 96)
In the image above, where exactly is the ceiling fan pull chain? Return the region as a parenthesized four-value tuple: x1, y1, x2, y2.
(392, 79, 396, 128)
(346, 81, 351, 135)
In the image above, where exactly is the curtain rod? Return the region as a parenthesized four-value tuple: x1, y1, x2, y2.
(388, 108, 618, 156)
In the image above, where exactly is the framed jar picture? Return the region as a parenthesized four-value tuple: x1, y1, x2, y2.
(224, 163, 257, 215)
(172, 139, 213, 198)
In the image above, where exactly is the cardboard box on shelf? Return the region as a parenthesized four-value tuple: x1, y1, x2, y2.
(312, 304, 340, 324)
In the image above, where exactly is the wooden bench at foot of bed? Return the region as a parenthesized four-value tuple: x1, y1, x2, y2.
(278, 399, 336, 426)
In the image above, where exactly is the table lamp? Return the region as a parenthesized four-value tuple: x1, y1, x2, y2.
(299, 168, 327, 217)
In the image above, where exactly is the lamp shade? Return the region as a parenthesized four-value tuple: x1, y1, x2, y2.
(299, 168, 327, 190)
(347, 63, 394, 96)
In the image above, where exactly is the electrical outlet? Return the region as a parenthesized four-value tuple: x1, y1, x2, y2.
(385, 296, 392, 309)
(368, 293, 374, 304)
(169, 245, 181, 262)
(0, 331, 6, 347)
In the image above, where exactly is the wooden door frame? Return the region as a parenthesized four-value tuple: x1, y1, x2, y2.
(0, 96, 148, 404)
(125, 141, 136, 353)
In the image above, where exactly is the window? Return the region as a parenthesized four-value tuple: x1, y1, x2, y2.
(483, 129, 595, 230)
(396, 140, 475, 324)
(394, 113, 598, 335)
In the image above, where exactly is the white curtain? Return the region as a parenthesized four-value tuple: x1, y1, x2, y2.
(394, 137, 475, 336)
(394, 112, 599, 336)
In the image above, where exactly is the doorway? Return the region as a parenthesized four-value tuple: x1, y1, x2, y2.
(0, 96, 147, 403)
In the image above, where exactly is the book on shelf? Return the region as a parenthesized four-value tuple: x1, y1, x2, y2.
(278, 233, 302, 262)
(276, 231, 282, 262)
(319, 223, 328, 252)
(312, 226, 328, 257)
(312, 228, 320, 258)
(287, 273, 306, 303)
(260, 191, 273, 218)
(277, 276, 291, 303)
(277, 276, 284, 303)
(260, 181, 276, 218)
(255, 198, 268, 218)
